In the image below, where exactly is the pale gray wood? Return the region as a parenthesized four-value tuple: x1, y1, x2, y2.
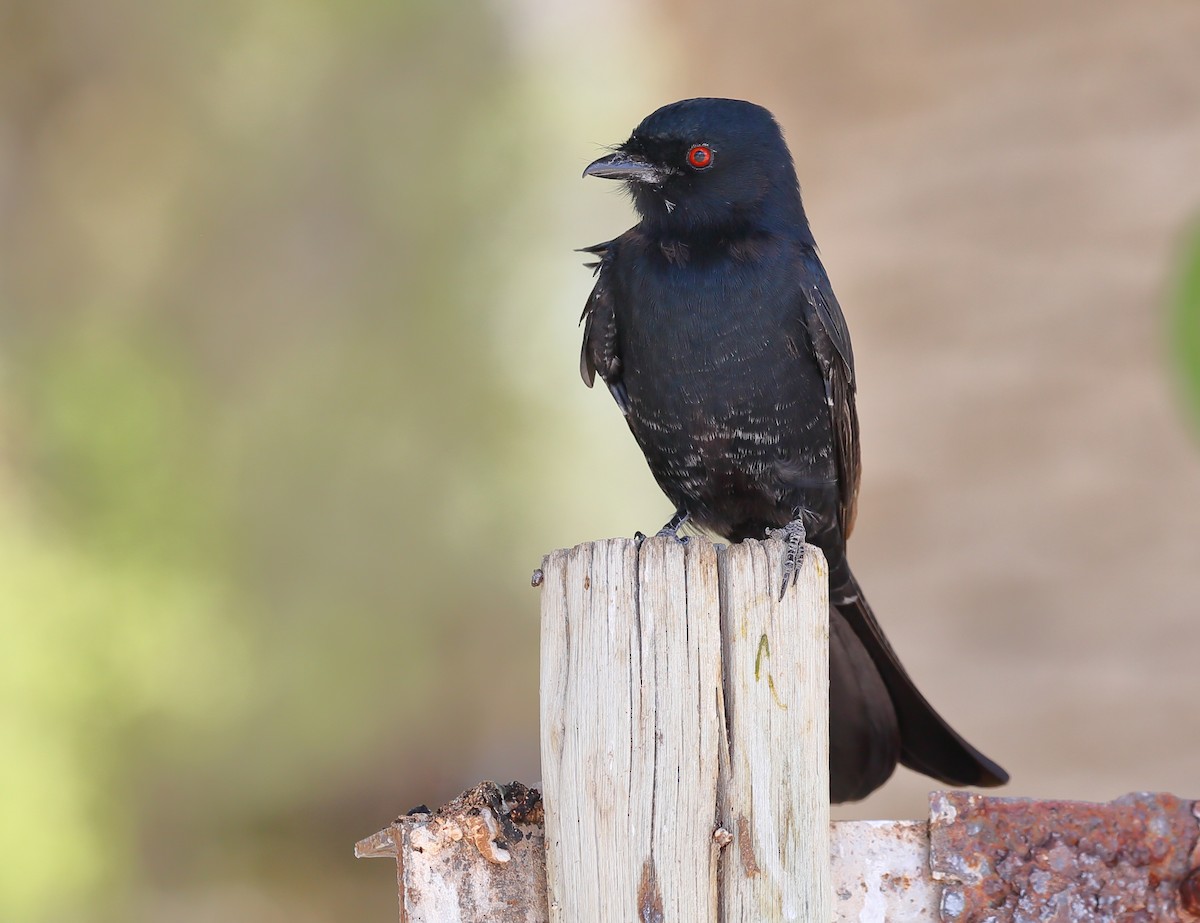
(829, 820, 936, 922)
(355, 813, 548, 923)
(717, 538, 831, 923)
(539, 537, 830, 923)
(357, 818, 936, 922)
(539, 536, 723, 923)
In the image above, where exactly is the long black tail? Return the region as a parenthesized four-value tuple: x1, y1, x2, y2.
(834, 569, 1009, 790)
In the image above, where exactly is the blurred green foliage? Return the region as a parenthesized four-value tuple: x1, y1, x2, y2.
(1176, 223, 1200, 427)
(0, 0, 665, 920)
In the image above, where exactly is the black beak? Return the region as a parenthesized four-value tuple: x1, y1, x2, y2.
(583, 152, 670, 184)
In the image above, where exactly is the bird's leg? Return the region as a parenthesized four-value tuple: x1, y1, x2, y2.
(638, 509, 690, 545)
(768, 513, 808, 600)
(655, 508, 690, 543)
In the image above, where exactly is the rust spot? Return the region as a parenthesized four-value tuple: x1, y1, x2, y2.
(1181, 867, 1200, 915)
(737, 814, 761, 877)
(503, 780, 544, 826)
(583, 574, 591, 590)
(392, 781, 545, 870)
(530, 568, 544, 587)
(637, 857, 664, 923)
(930, 791, 1200, 922)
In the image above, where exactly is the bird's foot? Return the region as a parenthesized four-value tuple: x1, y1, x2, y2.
(767, 516, 807, 600)
(655, 509, 691, 544)
(638, 509, 690, 546)
(657, 508, 696, 542)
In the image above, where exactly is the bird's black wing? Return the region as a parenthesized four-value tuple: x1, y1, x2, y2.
(579, 238, 629, 413)
(797, 249, 860, 537)
(797, 251, 1009, 792)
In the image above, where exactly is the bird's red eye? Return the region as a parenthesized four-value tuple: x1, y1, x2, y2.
(687, 144, 713, 170)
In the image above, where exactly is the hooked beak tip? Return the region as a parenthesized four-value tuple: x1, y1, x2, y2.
(583, 153, 668, 184)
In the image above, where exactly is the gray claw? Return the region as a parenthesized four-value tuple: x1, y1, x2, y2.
(772, 516, 808, 600)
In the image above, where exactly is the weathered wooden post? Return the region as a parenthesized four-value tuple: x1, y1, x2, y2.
(539, 535, 831, 922)
(355, 538, 1200, 920)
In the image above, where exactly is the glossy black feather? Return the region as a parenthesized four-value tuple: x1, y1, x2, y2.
(581, 98, 1007, 801)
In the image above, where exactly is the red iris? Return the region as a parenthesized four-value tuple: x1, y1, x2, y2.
(687, 144, 713, 169)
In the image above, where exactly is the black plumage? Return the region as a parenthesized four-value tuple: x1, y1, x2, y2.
(579, 98, 1007, 802)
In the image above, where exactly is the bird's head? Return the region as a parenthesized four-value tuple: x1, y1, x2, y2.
(584, 98, 806, 236)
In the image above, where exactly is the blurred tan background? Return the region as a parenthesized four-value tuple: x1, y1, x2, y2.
(2, 1, 1199, 920)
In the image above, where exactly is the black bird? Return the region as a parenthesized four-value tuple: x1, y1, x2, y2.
(579, 98, 1007, 802)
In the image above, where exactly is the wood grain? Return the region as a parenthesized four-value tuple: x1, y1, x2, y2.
(539, 536, 830, 922)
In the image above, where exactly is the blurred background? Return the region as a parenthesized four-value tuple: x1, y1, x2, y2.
(2, 0, 1199, 920)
